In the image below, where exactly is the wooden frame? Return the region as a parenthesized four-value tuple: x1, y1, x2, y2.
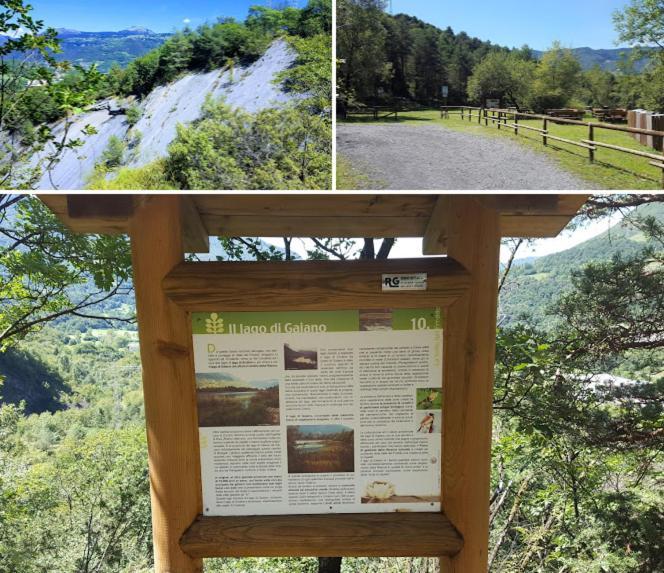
(164, 256, 470, 559)
(38, 194, 578, 573)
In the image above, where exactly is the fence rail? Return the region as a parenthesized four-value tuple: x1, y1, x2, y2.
(441, 106, 664, 188)
(346, 106, 400, 121)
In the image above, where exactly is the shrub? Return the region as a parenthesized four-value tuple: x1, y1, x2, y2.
(125, 105, 142, 127)
(100, 136, 126, 169)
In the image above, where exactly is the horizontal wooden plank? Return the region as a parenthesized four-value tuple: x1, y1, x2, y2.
(163, 258, 470, 311)
(501, 214, 577, 238)
(39, 194, 585, 240)
(202, 214, 428, 238)
(180, 513, 463, 558)
(581, 140, 664, 162)
(40, 194, 128, 235)
(193, 194, 437, 218)
(547, 134, 595, 150)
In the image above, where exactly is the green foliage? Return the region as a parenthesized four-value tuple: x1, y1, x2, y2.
(87, 159, 176, 190)
(529, 42, 583, 111)
(613, 0, 664, 111)
(0, 424, 151, 573)
(117, 0, 331, 97)
(0, 1, 103, 188)
(278, 34, 332, 114)
(467, 51, 536, 109)
(165, 99, 331, 189)
(125, 104, 142, 127)
(0, 347, 69, 413)
(0, 197, 132, 349)
(614, 0, 664, 52)
(337, 0, 392, 104)
(100, 135, 127, 169)
(581, 65, 618, 108)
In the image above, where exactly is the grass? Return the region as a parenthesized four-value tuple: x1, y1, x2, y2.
(340, 110, 664, 190)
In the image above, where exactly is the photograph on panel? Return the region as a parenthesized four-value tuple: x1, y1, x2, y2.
(1, 0, 332, 190)
(337, 0, 664, 190)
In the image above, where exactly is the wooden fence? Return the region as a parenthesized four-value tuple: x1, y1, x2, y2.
(441, 106, 664, 188)
(345, 106, 400, 120)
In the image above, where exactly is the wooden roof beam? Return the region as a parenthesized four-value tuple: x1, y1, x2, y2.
(41, 195, 210, 253)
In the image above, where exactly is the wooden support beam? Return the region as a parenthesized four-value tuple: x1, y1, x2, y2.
(129, 196, 202, 573)
(442, 196, 501, 573)
(163, 258, 471, 311)
(180, 513, 463, 558)
(422, 195, 451, 255)
(67, 194, 134, 220)
(181, 196, 210, 253)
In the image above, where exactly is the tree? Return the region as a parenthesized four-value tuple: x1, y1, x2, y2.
(165, 99, 331, 190)
(337, 0, 391, 103)
(614, 0, 664, 52)
(467, 51, 535, 109)
(0, 196, 133, 349)
(582, 65, 617, 107)
(0, 1, 105, 189)
(490, 196, 664, 572)
(614, 0, 664, 112)
(530, 42, 583, 111)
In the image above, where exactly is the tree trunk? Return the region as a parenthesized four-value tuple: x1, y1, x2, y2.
(318, 557, 342, 573)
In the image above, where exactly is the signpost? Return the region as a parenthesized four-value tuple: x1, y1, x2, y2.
(39, 194, 588, 573)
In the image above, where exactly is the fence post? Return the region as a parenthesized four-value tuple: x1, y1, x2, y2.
(461, 108, 465, 121)
(514, 113, 519, 136)
(484, 108, 488, 126)
(478, 108, 481, 124)
(497, 112, 501, 130)
(588, 124, 595, 163)
(543, 118, 548, 146)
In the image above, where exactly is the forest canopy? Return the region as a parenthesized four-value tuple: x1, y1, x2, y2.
(337, 0, 664, 113)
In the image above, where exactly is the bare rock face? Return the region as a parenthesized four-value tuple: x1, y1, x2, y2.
(33, 39, 296, 190)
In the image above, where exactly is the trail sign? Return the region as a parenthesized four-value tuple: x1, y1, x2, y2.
(441, 85, 449, 98)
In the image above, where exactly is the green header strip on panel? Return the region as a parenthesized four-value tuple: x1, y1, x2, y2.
(192, 308, 442, 335)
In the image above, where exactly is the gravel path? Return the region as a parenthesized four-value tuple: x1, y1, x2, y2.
(337, 123, 595, 190)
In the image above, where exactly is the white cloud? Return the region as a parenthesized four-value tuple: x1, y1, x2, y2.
(183, 18, 191, 24)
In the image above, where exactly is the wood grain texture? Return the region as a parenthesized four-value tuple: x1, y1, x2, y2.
(192, 194, 436, 217)
(181, 196, 210, 254)
(180, 513, 463, 558)
(200, 214, 428, 238)
(442, 197, 501, 573)
(130, 196, 203, 573)
(39, 194, 587, 240)
(163, 258, 471, 311)
(423, 196, 451, 255)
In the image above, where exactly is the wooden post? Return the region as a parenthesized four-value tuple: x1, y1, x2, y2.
(130, 196, 203, 573)
(441, 197, 501, 573)
(461, 108, 465, 121)
(543, 118, 548, 146)
(497, 111, 501, 130)
(588, 124, 595, 163)
(514, 113, 519, 136)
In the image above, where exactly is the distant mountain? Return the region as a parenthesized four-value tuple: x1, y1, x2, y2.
(499, 202, 664, 328)
(0, 27, 171, 72)
(52, 28, 171, 71)
(533, 47, 652, 72)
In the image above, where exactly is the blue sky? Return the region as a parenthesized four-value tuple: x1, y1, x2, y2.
(391, 0, 633, 50)
(29, 1, 304, 33)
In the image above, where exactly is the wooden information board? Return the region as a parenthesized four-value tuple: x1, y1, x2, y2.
(165, 257, 469, 558)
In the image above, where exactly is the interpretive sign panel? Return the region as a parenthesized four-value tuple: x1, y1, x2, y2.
(192, 308, 443, 516)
